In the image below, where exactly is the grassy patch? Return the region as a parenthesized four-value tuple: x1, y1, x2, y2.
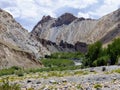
(0, 77, 20, 90)
(0, 65, 82, 77)
(76, 84, 83, 89)
(111, 68, 120, 73)
(27, 65, 81, 73)
(74, 70, 88, 75)
(48, 52, 83, 59)
(94, 84, 102, 89)
(41, 58, 74, 67)
(0, 66, 22, 76)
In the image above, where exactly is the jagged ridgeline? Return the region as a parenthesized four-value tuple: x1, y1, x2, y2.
(31, 8, 120, 52)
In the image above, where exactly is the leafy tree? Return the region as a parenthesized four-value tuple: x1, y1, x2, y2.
(93, 56, 109, 66)
(85, 41, 102, 66)
(107, 38, 120, 65)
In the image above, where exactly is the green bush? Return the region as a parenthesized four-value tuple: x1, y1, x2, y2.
(76, 84, 83, 90)
(93, 56, 109, 66)
(94, 84, 102, 89)
(0, 66, 22, 76)
(0, 68, 14, 76)
(85, 41, 102, 67)
(112, 68, 120, 73)
(14, 70, 24, 77)
(107, 38, 120, 65)
(11, 66, 21, 70)
(0, 77, 20, 90)
(83, 39, 120, 67)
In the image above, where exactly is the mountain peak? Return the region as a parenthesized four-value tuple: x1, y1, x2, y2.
(0, 8, 13, 19)
(40, 15, 53, 24)
(52, 12, 77, 27)
(59, 12, 76, 19)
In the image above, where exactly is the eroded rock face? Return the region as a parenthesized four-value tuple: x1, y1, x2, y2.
(0, 9, 50, 57)
(32, 8, 120, 47)
(0, 41, 42, 69)
(88, 8, 120, 44)
(52, 13, 77, 27)
(38, 39, 87, 53)
(32, 13, 97, 45)
(0, 9, 49, 68)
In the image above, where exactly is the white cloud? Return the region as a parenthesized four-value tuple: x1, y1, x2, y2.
(78, 12, 90, 18)
(11, 0, 98, 19)
(0, 0, 119, 31)
(89, 0, 120, 18)
(4, 7, 21, 18)
(63, 0, 98, 9)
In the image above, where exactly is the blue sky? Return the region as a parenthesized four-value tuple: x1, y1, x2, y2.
(0, 0, 120, 31)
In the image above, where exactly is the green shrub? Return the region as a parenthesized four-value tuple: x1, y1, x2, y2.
(76, 84, 83, 90)
(94, 84, 102, 89)
(0, 66, 22, 76)
(11, 66, 21, 70)
(27, 88, 34, 90)
(0, 77, 20, 90)
(15, 70, 24, 77)
(74, 70, 88, 75)
(112, 69, 120, 73)
(85, 41, 102, 67)
(107, 38, 120, 65)
(93, 56, 109, 66)
(0, 69, 14, 76)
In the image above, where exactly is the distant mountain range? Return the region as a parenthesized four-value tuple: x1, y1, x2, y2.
(0, 8, 119, 69)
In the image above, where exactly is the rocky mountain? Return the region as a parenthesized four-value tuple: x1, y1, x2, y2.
(32, 13, 97, 45)
(0, 8, 119, 69)
(32, 8, 120, 50)
(0, 40, 42, 69)
(88, 8, 120, 44)
(0, 9, 50, 69)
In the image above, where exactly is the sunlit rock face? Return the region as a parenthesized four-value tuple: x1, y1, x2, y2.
(0, 9, 50, 57)
(32, 9, 120, 46)
(32, 13, 97, 45)
(0, 9, 50, 69)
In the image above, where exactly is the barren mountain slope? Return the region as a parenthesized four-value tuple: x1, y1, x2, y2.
(32, 13, 97, 45)
(0, 9, 50, 69)
(88, 8, 120, 44)
(0, 39, 42, 69)
(32, 8, 120, 47)
(0, 9, 50, 58)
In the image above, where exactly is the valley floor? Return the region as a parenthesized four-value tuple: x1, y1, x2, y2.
(1, 65, 120, 90)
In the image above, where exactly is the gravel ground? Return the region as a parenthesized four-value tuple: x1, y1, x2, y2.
(8, 66, 120, 90)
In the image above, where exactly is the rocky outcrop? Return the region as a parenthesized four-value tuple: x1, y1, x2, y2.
(31, 13, 97, 46)
(0, 39, 42, 69)
(38, 39, 87, 53)
(52, 13, 77, 27)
